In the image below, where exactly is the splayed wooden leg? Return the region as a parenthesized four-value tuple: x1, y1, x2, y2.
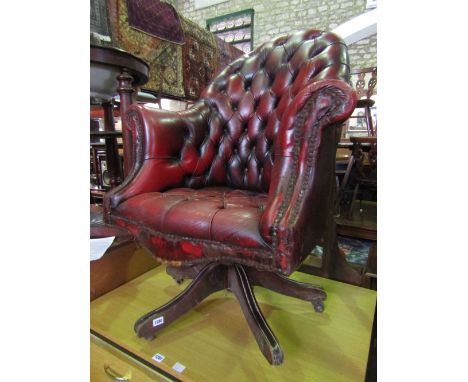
(246, 267, 327, 312)
(136, 262, 328, 365)
(134, 263, 226, 340)
(228, 264, 284, 365)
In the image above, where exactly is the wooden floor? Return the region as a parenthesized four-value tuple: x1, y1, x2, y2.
(91, 266, 376, 382)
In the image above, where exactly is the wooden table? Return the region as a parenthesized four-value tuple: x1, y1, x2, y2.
(336, 201, 377, 242)
(335, 201, 377, 291)
(90, 204, 158, 300)
(91, 44, 150, 180)
(91, 266, 376, 381)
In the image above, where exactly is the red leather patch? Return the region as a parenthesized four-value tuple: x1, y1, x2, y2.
(279, 255, 288, 272)
(181, 242, 203, 257)
(151, 236, 166, 249)
(114, 219, 125, 227)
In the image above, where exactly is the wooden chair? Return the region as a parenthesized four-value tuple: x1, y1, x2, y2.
(103, 29, 357, 365)
(348, 67, 377, 137)
(337, 136, 377, 219)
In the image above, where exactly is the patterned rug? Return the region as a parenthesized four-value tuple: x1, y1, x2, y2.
(100, 0, 244, 99)
(215, 37, 245, 76)
(181, 18, 244, 99)
(108, 0, 185, 98)
(311, 236, 372, 266)
(126, 0, 185, 44)
(180, 18, 217, 99)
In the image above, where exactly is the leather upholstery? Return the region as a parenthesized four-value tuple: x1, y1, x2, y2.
(104, 28, 356, 275)
(116, 187, 269, 248)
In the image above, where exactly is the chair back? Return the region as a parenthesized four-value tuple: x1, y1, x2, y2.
(193, 29, 352, 192)
(350, 67, 377, 100)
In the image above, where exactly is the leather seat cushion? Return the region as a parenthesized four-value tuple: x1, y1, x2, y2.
(113, 187, 271, 251)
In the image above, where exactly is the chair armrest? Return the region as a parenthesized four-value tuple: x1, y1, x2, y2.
(259, 79, 357, 274)
(103, 102, 211, 214)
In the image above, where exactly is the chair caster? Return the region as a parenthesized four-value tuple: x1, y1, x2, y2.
(136, 331, 156, 341)
(311, 300, 324, 313)
(170, 275, 184, 284)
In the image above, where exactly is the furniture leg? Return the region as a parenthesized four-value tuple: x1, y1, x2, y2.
(134, 263, 226, 340)
(348, 183, 360, 219)
(365, 103, 374, 137)
(228, 264, 284, 365)
(300, 163, 362, 285)
(329, 237, 362, 285)
(322, 195, 362, 285)
(246, 267, 326, 312)
(166, 263, 206, 284)
(137, 262, 330, 365)
(365, 305, 377, 382)
(362, 241, 377, 290)
(102, 101, 122, 188)
(91, 147, 99, 186)
(117, 69, 135, 177)
(337, 155, 355, 209)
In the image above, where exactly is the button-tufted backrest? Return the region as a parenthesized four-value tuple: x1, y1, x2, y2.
(181, 29, 350, 192)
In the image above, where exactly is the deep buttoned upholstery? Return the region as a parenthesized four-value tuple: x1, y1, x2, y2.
(104, 28, 356, 275)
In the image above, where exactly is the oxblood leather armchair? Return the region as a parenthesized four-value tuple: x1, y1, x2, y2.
(104, 28, 356, 365)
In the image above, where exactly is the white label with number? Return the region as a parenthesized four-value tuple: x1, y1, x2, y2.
(153, 316, 164, 327)
(172, 362, 186, 373)
(152, 353, 165, 363)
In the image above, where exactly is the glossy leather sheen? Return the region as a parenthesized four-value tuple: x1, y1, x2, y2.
(104, 29, 357, 275)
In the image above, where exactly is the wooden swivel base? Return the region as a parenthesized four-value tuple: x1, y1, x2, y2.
(134, 263, 327, 366)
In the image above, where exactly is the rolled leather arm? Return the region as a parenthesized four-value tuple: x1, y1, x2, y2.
(259, 79, 357, 274)
(103, 101, 212, 214)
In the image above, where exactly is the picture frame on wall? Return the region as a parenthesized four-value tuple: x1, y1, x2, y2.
(206, 9, 255, 53)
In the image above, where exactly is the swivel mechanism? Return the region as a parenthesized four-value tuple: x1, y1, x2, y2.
(134, 263, 326, 365)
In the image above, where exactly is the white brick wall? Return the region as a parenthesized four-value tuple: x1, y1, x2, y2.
(174, 0, 376, 68)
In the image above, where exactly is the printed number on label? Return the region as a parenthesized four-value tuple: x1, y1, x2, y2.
(152, 353, 165, 363)
(153, 316, 164, 327)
